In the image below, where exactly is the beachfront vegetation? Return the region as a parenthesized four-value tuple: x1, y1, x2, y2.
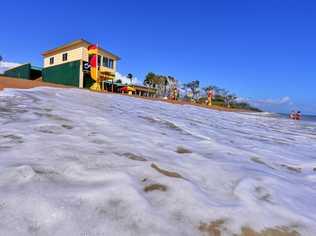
(193, 80, 261, 111)
(144, 72, 177, 97)
(182, 80, 200, 99)
(144, 74, 261, 111)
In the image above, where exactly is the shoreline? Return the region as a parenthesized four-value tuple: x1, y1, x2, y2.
(125, 93, 254, 112)
(0, 75, 256, 113)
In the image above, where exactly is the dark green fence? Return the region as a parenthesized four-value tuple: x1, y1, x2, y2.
(4, 64, 31, 79)
(4, 63, 42, 80)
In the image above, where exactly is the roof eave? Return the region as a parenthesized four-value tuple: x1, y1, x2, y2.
(42, 39, 121, 60)
(42, 39, 89, 56)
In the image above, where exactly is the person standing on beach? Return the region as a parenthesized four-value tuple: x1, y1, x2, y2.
(207, 89, 214, 106)
(173, 87, 178, 100)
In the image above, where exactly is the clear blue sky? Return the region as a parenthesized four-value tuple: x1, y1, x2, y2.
(1, 0, 315, 114)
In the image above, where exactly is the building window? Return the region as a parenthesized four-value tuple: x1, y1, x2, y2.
(62, 53, 68, 61)
(49, 57, 54, 65)
(103, 57, 109, 67)
(100, 57, 114, 69)
(109, 59, 114, 69)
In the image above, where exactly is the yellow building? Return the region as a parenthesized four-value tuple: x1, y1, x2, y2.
(42, 39, 120, 88)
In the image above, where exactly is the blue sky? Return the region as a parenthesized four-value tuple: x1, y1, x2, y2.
(1, 0, 315, 114)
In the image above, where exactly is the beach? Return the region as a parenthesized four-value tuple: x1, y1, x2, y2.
(0, 76, 66, 90)
(0, 87, 315, 235)
(0, 76, 251, 113)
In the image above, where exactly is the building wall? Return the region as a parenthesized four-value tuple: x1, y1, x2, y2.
(42, 60, 81, 87)
(43, 47, 85, 68)
(43, 46, 117, 73)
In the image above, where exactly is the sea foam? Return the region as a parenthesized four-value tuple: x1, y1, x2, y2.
(0, 87, 315, 235)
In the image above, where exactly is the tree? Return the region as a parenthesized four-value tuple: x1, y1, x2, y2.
(144, 72, 156, 87)
(203, 85, 221, 94)
(166, 76, 177, 96)
(186, 80, 200, 99)
(144, 73, 177, 97)
(193, 83, 260, 111)
(219, 89, 237, 108)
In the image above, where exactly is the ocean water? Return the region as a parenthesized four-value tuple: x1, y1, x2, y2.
(295, 114, 316, 122)
(277, 113, 316, 122)
(0, 87, 315, 235)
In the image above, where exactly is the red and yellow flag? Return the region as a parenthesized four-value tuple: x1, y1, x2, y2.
(88, 44, 98, 55)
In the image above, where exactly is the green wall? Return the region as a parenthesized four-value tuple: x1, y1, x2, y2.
(42, 60, 81, 87)
(4, 64, 31, 79)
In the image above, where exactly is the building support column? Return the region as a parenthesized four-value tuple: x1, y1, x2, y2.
(79, 60, 84, 88)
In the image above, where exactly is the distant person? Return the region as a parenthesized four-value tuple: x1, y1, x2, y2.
(172, 87, 178, 100)
(296, 111, 302, 120)
(207, 90, 214, 106)
(289, 111, 302, 120)
(289, 111, 295, 119)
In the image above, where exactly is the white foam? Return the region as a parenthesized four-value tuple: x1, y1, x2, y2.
(0, 87, 315, 235)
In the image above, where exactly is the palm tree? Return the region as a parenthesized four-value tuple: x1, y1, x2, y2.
(127, 73, 133, 84)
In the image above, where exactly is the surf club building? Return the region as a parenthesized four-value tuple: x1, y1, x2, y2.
(3, 38, 157, 96)
(42, 39, 120, 89)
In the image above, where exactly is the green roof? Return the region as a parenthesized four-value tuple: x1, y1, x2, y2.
(31, 65, 42, 71)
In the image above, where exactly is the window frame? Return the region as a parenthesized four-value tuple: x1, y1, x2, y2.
(109, 59, 114, 69)
(62, 53, 68, 62)
(102, 57, 107, 67)
(103, 57, 109, 68)
(49, 57, 54, 65)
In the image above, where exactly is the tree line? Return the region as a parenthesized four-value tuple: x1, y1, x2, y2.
(143, 72, 260, 111)
(144, 72, 177, 97)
